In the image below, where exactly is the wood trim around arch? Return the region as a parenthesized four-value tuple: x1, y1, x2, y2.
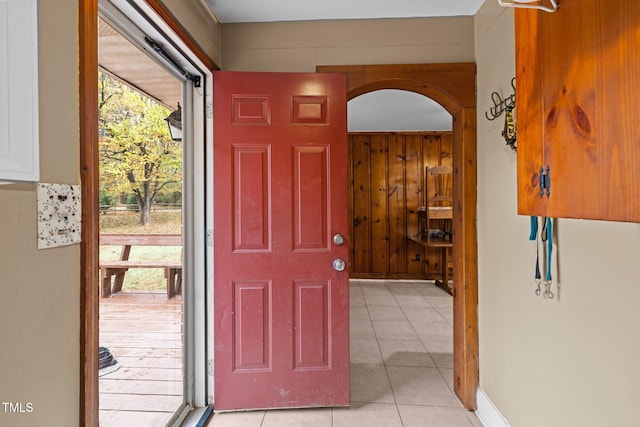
(79, 0, 219, 424)
(317, 63, 479, 410)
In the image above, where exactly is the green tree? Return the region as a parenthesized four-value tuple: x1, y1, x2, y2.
(98, 72, 181, 225)
(99, 185, 115, 213)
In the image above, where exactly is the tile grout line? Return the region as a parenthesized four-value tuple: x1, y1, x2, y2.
(383, 281, 406, 427)
(331, 403, 334, 427)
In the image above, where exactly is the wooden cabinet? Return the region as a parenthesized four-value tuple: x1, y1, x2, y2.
(515, 0, 640, 222)
(0, 0, 39, 182)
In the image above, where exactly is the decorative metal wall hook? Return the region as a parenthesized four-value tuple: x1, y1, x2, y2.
(485, 78, 517, 152)
(485, 78, 516, 121)
(502, 107, 517, 152)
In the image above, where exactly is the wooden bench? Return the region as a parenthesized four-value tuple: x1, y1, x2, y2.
(100, 233, 182, 299)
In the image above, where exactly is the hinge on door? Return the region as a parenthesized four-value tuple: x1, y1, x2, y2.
(538, 166, 551, 198)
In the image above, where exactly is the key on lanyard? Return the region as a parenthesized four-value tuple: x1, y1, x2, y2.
(541, 217, 553, 299)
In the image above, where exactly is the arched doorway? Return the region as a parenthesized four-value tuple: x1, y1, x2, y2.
(347, 89, 453, 279)
(318, 63, 478, 409)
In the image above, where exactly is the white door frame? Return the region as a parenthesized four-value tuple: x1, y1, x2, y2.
(96, 0, 214, 423)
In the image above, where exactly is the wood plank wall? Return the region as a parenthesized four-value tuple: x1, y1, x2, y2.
(348, 132, 452, 279)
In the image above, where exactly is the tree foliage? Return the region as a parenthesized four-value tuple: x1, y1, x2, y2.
(98, 72, 181, 225)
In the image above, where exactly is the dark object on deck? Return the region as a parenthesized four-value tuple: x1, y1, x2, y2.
(98, 346, 120, 376)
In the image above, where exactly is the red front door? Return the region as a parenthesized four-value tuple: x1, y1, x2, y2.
(213, 71, 349, 411)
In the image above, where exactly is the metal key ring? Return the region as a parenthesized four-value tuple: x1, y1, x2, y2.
(543, 281, 554, 299)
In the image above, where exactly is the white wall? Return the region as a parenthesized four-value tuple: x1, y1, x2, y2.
(475, 2, 640, 426)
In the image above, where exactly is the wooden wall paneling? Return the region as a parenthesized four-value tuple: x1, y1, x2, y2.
(348, 132, 453, 278)
(347, 137, 355, 273)
(440, 133, 453, 277)
(350, 135, 372, 273)
(388, 135, 407, 273)
(405, 134, 425, 275)
(370, 135, 389, 273)
(440, 133, 453, 168)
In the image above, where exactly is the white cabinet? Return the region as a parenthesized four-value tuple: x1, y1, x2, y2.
(0, 0, 39, 182)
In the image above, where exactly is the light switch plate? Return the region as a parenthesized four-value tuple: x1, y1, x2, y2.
(37, 183, 81, 249)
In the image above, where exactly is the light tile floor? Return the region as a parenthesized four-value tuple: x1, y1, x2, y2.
(207, 279, 482, 427)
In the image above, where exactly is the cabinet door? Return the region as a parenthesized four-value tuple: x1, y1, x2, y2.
(516, 0, 640, 222)
(515, 8, 545, 217)
(0, 0, 39, 182)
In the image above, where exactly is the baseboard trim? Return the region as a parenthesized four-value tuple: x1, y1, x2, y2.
(476, 388, 511, 427)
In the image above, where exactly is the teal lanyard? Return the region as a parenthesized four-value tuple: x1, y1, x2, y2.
(529, 216, 541, 283)
(543, 217, 552, 283)
(530, 216, 553, 297)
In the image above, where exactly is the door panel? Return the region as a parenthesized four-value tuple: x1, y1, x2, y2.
(213, 71, 349, 411)
(293, 145, 329, 250)
(233, 280, 272, 371)
(233, 145, 271, 251)
(293, 280, 329, 369)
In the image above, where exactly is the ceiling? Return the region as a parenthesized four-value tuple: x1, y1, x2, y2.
(206, 0, 486, 23)
(98, 17, 182, 110)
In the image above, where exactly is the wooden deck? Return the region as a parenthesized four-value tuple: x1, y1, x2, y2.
(99, 292, 183, 427)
